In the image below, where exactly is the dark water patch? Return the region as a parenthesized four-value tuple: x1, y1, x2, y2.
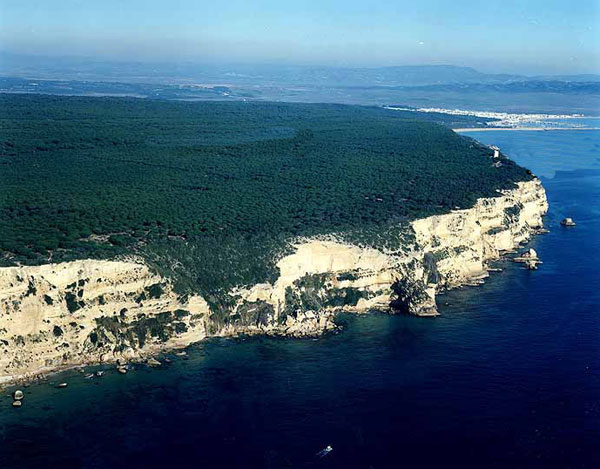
(1, 131, 600, 468)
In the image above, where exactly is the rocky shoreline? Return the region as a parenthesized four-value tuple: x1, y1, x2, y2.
(0, 179, 548, 387)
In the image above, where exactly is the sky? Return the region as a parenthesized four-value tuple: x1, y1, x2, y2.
(1, 0, 599, 75)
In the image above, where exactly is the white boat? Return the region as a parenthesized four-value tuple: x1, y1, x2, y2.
(316, 445, 333, 457)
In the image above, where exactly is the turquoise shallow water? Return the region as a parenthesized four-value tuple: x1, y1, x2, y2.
(1, 130, 599, 468)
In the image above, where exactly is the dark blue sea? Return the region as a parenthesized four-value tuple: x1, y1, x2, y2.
(1, 130, 599, 468)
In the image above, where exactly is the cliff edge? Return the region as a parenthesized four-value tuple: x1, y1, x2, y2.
(0, 179, 547, 384)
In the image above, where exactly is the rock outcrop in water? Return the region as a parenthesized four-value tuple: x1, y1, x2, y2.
(0, 179, 547, 384)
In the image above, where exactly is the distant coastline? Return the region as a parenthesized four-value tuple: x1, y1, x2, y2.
(454, 127, 600, 133)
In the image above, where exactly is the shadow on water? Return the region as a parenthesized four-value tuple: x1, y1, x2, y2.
(1, 131, 600, 468)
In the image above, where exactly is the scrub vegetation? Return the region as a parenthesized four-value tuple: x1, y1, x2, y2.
(0, 94, 531, 301)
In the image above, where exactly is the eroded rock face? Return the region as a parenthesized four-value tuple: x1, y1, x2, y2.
(0, 179, 548, 384)
(0, 261, 210, 383)
(412, 179, 548, 291)
(234, 180, 547, 317)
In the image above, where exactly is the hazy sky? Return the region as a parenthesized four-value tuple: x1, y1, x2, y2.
(1, 0, 599, 74)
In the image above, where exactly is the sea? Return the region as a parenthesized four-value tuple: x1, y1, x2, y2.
(1, 128, 599, 469)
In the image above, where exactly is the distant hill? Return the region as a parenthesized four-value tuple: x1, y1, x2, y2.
(532, 74, 600, 83)
(2, 53, 599, 114)
(1, 52, 599, 87)
(371, 80, 600, 94)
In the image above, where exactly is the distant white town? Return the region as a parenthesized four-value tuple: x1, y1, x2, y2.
(384, 106, 590, 129)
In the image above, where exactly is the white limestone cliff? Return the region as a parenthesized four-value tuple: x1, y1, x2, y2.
(0, 179, 547, 384)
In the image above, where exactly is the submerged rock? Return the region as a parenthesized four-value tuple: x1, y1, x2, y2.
(146, 358, 161, 367)
(525, 261, 538, 270)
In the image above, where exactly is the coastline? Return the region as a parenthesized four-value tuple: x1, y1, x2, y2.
(0, 179, 548, 387)
(453, 127, 600, 133)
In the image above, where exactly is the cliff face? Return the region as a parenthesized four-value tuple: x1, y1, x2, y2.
(412, 178, 548, 291)
(233, 179, 547, 318)
(0, 261, 211, 383)
(0, 179, 547, 384)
